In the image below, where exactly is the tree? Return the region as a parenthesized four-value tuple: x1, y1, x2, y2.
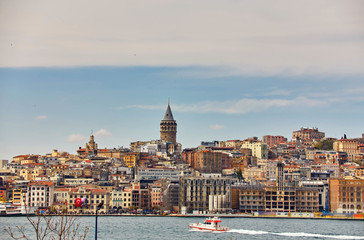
(313, 139, 334, 150)
(5, 213, 89, 240)
(235, 168, 244, 182)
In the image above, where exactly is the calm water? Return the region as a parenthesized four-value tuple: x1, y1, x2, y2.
(1, 216, 364, 240)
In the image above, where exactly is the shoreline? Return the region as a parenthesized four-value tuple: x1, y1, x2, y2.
(2, 213, 363, 221)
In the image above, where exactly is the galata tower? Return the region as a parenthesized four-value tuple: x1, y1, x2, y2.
(160, 100, 177, 144)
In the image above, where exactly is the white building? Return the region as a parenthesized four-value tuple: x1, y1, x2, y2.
(137, 168, 182, 181)
(26, 181, 54, 208)
(111, 190, 123, 208)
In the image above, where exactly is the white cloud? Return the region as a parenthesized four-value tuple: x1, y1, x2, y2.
(95, 129, 111, 138)
(210, 125, 225, 130)
(0, 0, 363, 75)
(34, 115, 47, 120)
(67, 134, 86, 143)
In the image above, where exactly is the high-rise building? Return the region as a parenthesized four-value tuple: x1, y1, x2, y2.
(160, 100, 177, 144)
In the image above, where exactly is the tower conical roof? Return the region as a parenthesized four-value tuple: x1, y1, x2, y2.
(163, 102, 174, 121)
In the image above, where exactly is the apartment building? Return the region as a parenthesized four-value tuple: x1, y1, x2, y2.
(241, 138, 268, 160)
(329, 178, 364, 214)
(26, 181, 54, 208)
(263, 135, 287, 147)
(179, 176, 232, 213)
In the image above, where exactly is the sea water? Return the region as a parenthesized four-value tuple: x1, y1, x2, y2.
(1, 216, 364, 240)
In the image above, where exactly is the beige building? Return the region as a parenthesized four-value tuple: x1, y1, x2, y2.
(110, 190, 123, 208)
(19, 167, 45, 181)
(292, 127, 325, 145)
(241, 138, 268, 160)
(68, 187, 110, 214)
(64, 178, 94, 186)
(122, 188, 132, 209)
(329, 178, 364, 214)
(243, 167, 265, 183)
(333, 139, 359, 160)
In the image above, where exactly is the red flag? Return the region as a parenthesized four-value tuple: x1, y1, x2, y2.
(75, 198, 82, 207)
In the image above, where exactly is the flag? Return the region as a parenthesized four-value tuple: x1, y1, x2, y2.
(75, 198, 82, 207)
(81, 198, 88, 206)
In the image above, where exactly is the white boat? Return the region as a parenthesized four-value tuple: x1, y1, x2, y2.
(0, 203, 37, 216)
(189, 216, 229, 232)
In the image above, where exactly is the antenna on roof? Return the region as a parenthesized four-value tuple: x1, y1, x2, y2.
(168, 98, 170, 105)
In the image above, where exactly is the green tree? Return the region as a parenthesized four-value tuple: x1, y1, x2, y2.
(314, 139, 334, 150)
(235, 169, 244, 181)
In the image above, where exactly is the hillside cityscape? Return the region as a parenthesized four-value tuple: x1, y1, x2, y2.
(0, 102, 363, 218)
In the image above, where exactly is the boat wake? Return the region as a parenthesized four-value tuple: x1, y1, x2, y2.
(189, 228, 224, 233)
(229, 229, 364, 239)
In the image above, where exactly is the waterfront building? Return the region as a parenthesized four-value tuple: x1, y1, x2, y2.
(162, 182, 179, 212)
(265, 186, 296, 212)
(12, 188, 23, 206)
(111, 189, 123, 208)
(295, 188, 320, 212)
(238, 184, 320, 213)
(122, 188, 132, 209)
(329, 178, 364, 214)
(54, 188, 74, 204)
(68, 187, 110, 214)
(131, 187, 150, 210)
(292, 127, 325, 146)
(26, 181, 54, 208)
(299, 180, 328, 212)
(239, 185, 265, 213)
(150, 184, 162, 208)
(179, 176, 232, 213)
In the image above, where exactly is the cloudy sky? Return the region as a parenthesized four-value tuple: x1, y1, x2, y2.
(0, 0, 363, 160)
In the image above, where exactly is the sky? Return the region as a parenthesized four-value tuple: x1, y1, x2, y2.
(0, 0, 363, 160)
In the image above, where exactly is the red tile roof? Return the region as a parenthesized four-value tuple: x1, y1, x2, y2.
(29, 181, 53, 186)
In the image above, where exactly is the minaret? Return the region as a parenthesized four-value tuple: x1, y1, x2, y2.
(160, 99, 177, 144)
